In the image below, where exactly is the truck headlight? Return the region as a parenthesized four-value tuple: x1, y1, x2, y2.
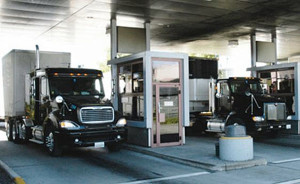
(60, 120, 79, 129)
(116, 118, 127, 127)
(252, 116, 265, 122)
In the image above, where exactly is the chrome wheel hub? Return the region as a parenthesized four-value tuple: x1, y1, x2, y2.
(46, 132, 54, 152)
(18, 124, 26, 140)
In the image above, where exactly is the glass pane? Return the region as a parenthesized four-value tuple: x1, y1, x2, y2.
(159, 87, 179, 143)
(153, 86, 157, 144)
(132, 63, 143, 93)
(118, 62, 144, 121)
(152, 61, 179, 83)
(259, 69, 295, 115)
(118, 65, 132, 94)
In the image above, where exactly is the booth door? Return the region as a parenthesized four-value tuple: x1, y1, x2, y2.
(153, 84, 182, 147)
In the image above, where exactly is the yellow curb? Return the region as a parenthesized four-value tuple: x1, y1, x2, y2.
(14, 177, 26, 184)
(220, 136, 252, 140)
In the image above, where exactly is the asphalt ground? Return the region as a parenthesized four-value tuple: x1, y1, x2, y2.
(1, 126, 300, 184)
(0, 169, 12, 184)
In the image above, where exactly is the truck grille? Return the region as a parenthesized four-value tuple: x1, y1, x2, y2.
(264, 103, 286, 121)
(80, 107, 114, 123)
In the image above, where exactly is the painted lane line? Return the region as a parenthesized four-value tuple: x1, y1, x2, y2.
(276, 178, 300, 184)
(271, 158, 300, 164)
(121, 171, 210, 184)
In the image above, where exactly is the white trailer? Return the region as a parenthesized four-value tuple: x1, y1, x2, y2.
(2, 49, 71, 118)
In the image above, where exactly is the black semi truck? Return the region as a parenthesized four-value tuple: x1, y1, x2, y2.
(188, 57, 291, 134)
(3, 49, 126, 156)
(196, 77, 291, 134)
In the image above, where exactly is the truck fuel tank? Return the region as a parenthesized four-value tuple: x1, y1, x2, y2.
(207, 119, 225, 132)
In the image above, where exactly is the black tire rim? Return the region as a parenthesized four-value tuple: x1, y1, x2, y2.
(45, 131, 54, 152)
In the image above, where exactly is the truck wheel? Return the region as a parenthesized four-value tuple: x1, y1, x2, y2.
(106, 142, 122, 152)
(44, 127, 63, 156)
(17, 121, 29, 143)
(12, 121, 20, 144)
(5, 121, 13, 141)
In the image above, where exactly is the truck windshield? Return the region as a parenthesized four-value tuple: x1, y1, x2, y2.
(49, 77, 104, 97)
(230, 80, 263, 94)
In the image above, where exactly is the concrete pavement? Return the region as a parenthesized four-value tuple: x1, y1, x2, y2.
(124, 136, 267, 171)
(1, 128, 300, 183)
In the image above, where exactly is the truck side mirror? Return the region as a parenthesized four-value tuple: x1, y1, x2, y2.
(111, 79, 115, 97)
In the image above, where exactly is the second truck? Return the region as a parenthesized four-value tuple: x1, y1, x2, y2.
(189, 57, 291, 134)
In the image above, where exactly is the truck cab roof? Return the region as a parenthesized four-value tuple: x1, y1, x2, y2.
(34, 68, 103, 77)
(219, 77, 261, 82)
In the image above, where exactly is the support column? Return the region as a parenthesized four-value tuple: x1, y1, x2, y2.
(250, 34, 257, 77)
(110, 19, 118, 110)
(272, 33, 277, 65)
(145, 22, 150, 51)
(110, 19, 117, 60)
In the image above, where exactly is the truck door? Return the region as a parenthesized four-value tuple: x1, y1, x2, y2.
(33, 77, 40, 124)
(38, 77, 50, 124)
(217, 81, 231, 113)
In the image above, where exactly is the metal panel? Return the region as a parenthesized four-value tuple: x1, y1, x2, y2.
(117, 26, 146, 54)
(80, 106, 114, 123)
(264, 103, 286, 121)
(256, 41, 276, 63)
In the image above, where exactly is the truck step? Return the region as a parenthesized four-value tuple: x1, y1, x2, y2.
(29, 139, 44, 145)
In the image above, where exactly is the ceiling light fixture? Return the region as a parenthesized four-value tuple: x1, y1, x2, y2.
(228, 40, 239, 47)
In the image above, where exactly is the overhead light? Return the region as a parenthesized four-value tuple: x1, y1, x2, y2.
(228, 40, 239, 47)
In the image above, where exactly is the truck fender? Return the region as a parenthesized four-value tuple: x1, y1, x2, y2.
(225, 111, 237, 126)
(22, 118, 34, 127)
(43, 113, 59, 129)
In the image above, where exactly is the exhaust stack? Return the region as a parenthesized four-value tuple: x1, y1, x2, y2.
(35, 45, 40, 69)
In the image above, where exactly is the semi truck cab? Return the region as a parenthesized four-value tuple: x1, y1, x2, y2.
(6, 68, 126, 156)
(202, 77, 291, 133)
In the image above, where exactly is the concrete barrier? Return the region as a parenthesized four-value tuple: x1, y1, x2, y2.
(219, 136, 253, 161)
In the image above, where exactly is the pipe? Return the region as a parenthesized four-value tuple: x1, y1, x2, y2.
(35, 45, 40, 69)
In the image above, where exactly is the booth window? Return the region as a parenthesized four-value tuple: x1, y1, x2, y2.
(152, 61, 179, 83)
(118, 62, 144, 121)
(259, 69, 295, 115)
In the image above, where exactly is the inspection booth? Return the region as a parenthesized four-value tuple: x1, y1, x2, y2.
(248, 62, 300, 134)
(108, 51, 189, 147)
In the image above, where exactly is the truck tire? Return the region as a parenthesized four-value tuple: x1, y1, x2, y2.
(5, 121, 13, 141)
(44, 126, 63, 156)
(106, 142, 122, 152)
(12, 121, 20, 144)
(17, 121, 29, 143)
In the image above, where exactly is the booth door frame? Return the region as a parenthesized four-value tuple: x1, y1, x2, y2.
(152, 83, 183, 147)
(151, 57, 183, 147)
